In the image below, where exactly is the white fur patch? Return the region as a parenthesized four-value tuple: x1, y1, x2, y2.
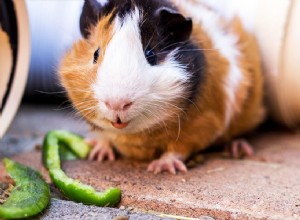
(172, 0, 243, 129)
(92, 8, 189, 133)
(199, 0, 258, 33)
(96, 0, 109, 5)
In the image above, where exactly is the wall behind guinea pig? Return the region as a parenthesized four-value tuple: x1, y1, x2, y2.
(256, 0, 300, 128)
(24, 0, 83, 102)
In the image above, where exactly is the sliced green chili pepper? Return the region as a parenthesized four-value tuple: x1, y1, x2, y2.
(43, 130, 90, 169)
(43, 130, 121, 207)
(58, 142, 78, 161)
(0, 159, 50, 219)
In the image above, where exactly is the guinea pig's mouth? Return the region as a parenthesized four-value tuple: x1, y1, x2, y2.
(111, 117, 129, 129)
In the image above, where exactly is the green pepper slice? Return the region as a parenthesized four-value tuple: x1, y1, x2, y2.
(0, 159, 50, 219)
(42, 130, 121, 207)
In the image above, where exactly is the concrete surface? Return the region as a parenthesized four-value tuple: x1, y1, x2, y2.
(34, 199, 175, 220)
(1, 104, 300, 220)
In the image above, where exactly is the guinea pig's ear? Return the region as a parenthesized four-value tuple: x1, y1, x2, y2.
(80, 0, 102, 39)
(155, 7, 193, 42)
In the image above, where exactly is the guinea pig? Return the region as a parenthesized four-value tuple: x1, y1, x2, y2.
(59, 0, 265, 174)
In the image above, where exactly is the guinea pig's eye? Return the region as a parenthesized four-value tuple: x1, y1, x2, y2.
(145, 48, 157, 66)
(93, 48, 100, 64)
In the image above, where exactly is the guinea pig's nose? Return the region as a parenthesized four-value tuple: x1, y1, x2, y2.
(104, 99, 133, 111)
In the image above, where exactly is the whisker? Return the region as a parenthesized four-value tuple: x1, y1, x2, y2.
(158, 40, 190, 52)
(151, 35, 169, 51)
(35, 90, 68, 95)
(177, 95, 201, 113)
(136, 113, 151, 134)
(138, 101, 182, 117)
(144, 31, 155, 52)
(140, 109, 168, 134)
(175, 48, 217, 52)
(54, 99, 97, 111)
(176, 114, 181, 142)
(140, 108, 166, 131)
(147, 99, 187, 116)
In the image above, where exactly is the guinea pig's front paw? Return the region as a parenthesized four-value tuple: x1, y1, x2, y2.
(147, 153, 187, 175)
(85, 139, 115, 162)
(226, 139, 254, 159)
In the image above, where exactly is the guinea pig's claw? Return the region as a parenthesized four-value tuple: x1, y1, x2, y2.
(226, 139, 254, 159)
(147, 153, 187, 175)
(86, 139, 115, 162)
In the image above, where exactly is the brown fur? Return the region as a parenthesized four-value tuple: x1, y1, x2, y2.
(60, 13, 115, 123)
(222, 18, 265, 141)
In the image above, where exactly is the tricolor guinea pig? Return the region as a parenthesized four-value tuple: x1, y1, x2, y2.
(59, 0, 265, 174)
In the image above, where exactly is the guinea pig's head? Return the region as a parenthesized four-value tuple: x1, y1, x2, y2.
(60, 0, 204, 133)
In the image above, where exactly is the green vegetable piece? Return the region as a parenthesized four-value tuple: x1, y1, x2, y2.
(43, 130, 121, 207)
(0, 159, 50, 219)
(59, 142, 78, 161)
(43, 130, 90, 169)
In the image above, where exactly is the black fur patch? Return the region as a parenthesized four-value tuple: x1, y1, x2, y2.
(134, 0, 205, 104)
(80, 0, 102, 38)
